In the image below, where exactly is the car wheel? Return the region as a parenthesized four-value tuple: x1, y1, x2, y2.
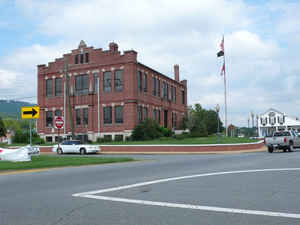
(80, 148, 86, 155)
(288, 142, 294, 152)
(268, 145, 273, 153)
(57, 148, 63, 155)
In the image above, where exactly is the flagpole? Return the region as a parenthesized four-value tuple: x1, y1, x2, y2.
(223, 52, 228, 137)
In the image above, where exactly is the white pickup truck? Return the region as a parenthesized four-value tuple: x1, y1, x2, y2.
(52, 140, 100, 155)
(264, 130, 300, 153)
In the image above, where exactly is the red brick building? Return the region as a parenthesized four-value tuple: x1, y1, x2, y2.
(37, 41, 187, 142)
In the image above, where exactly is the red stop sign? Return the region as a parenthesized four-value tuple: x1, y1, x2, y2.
(55, 116, 64, 129)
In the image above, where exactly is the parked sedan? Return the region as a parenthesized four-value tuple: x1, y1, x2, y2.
(52, 140, 100, 155)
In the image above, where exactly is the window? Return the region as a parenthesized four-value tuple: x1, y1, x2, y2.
(157, 79, 160, 97)
(152, 77, 156, 96)
(55, 78, 62, 96)
(171, 86, 176, 103)
(75, 55, 79, 64)
(93, 72, 99, 93)
(46, 79, 53, 97)
(182, 90, 185, 104)
(76, 109, 81, 126)
(158, 110, 161, 123)
(75, 74, 89, 95)
(144, 107, 148, 120)
(137, 71, 142, 92)
(114, 70, 123, 92)
(80, 54, 84, 64)
(83, 108, 88, 126)
(172, 112, 177, 129)
(138, 106, 143, 123)
(153, 109, 157, 121)
(103, 71, 112, 92)
(163, 81, 168, 100)
(55, 110, 62, 117)
(143, 73, 147, 92)
(46, 111, 53, 127)
(85, 53, 89, 63)
(115, 105, 123, 123)
(104, 106, 112, 124)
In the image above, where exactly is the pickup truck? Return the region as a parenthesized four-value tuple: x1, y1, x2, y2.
(52, 140, 100, 155)
(264, 130, 300, 153)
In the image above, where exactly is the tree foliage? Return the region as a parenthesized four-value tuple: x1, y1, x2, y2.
(183, 104, 223, 137)
(0, 117, 7, 137)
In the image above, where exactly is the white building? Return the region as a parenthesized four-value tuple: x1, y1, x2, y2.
(258, 108, 300, 137)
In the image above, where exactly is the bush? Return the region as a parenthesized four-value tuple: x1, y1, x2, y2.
(132, 119, 163, 141)
(115, 135, 124, 142)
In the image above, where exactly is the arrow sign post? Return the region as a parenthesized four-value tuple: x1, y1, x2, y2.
(21, 106, 40, 147)
(21, 106, 40, 119)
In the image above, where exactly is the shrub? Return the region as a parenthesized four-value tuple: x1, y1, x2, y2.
(132, 119, 163, 141)
(115, 135, 124, 142)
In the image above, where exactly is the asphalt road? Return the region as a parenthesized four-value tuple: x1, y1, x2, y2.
(1, 150, 300, 225)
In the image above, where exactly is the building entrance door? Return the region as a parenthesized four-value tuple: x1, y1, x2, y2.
(164, 110, 168, 128)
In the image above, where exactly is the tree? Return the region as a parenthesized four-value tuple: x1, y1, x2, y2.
(0, 117, 7, 137)
(183, 104, 224, 137)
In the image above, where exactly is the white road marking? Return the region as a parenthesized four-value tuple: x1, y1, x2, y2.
(73, 168, 300, 219)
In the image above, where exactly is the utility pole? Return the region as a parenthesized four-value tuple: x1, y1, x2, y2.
(64, 58, 75, 140)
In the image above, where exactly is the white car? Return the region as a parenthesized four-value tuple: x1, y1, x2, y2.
(52, 140, 100, 155)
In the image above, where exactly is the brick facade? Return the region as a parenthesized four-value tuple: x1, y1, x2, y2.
(37, 41, 188, 142)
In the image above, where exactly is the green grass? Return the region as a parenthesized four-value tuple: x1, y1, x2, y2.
(98, 136, 259, 145)
(0, 155, 135, 172)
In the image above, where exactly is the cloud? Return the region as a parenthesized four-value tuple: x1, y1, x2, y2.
(4, 0, 300, 127)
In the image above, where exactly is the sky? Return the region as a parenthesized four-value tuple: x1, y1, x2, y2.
(0, 0, 300, 127)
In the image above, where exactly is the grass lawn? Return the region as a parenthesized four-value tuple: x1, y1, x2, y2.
(0, 155, 135, 172)
(98, 136, 260, 145)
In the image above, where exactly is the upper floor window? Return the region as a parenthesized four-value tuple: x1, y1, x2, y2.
(163, 81, 168, 100)
(157, 79, 160, 97)
(55, 78, 62, 96)
(46, 79, 53, 97)
(115, 105, 123, 123)
(171, 86, 176, 103)
(85, 53, 89, 63)
(182, 90, 185, 104)
(75, 74, 89, 95)
(75, 53, 89, 64)
(152, 77, 156, 96)
(103, 71, 112, 92)
(114, 70, 123, 92)
(143, 73, 147, 92)
(137, 71, 143, 92)
(104, 106, 112, 124)
(93, 72, 99, 93)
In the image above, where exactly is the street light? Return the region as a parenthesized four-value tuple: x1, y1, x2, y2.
(216, 104, 220, 144)
(251, 111, 254, 128)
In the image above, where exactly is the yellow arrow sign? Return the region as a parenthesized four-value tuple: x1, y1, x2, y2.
(21, 106, 40, 119)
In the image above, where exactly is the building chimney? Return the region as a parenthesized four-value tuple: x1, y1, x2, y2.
(174, 64, 179, 81)
(109, 42, 118, 53)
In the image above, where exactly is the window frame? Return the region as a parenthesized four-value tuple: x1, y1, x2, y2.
(55, 78, 62, 97)
(46, 79, 53, 97)
(103, 106, 112, 124)
(115, 105, 123, 124)
(114, 70, 123, 92)
(103, 71, 112, 92)
(75, 74, 89, 95)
